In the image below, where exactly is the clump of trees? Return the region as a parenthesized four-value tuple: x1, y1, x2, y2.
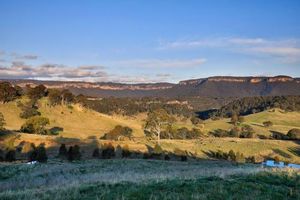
(101, 125, 133, 140)
(210, 149, 246, 163)
(27, 84, 48, 100)
(20, 116, 50, 135)
(211, 125, 255, 138)
(18, 100, 41, 119)
(201, 96, 300, 119)
(0, 82, 22, 103)
(160, 127, 204, 139)
(48, 89, 74, 106)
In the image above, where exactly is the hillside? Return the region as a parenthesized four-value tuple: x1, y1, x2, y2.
(3, 75, 300, 98)
(1, 99, 300, 163)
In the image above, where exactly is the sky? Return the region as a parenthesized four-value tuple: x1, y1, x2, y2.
(0, 0, 300, 83)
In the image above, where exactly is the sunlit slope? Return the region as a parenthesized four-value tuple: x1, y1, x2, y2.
(0, 98, 145, 139)
(203, 109, 300, 137)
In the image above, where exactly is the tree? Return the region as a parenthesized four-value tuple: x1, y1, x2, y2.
(0, 82, 21, 103)
(20, 116, 50, 134)
(263, 121, 273, 127)
(27, 84, 47, 100)
(230, 113, 238, 125)
(144, 109, 175, 143)
(240, 125, 255, 138)
(287, 128, 300, 140)
(60, 89, 74, 105)
(101, 125, 133, 140)
(0, 112, 5, 130)
(48, 89, 62, 106)
(19, 100, 41, 119)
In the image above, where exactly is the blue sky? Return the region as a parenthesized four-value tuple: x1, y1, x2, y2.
(0, 0, 299, 83)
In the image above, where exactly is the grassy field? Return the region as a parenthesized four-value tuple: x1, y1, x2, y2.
(0, 159, 299, 200)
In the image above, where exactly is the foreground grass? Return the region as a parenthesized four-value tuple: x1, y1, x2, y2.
(0, 159, 299, 200)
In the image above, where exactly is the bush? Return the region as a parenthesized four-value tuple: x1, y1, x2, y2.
(102, 143, 115, 159)
(287, 128, 300, 140)
(101, 125, 133, 140)
(240, 125, 255, 138)
(211, 129, 229, 137)
(5, 150, 16, 162)
(263, 121, 273, 127)
(20, 116, 50, 135)
(19, 103, 41, 119)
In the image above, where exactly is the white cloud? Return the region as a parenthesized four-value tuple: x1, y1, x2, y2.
(0, 62, 108, 81)
(117, 58, 206, 68)
(158, 37, 300, 63)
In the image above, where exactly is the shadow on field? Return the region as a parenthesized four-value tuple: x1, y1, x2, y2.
(288, 147, 300, 157)
(272, 148, 292, 158)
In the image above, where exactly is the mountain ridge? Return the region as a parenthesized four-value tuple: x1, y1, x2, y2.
(1, 75, 300, 98)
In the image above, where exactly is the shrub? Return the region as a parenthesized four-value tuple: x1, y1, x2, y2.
(287, 128, 300, 140)
(263, 121, 273, 127)
(19, 104, 41, 119)
(240, 125, 255, 138)
(211, 129, 229, 137)
(229, 126, 240, 137)
(102, 143, 115, 159)
(49, 127, 63, 135)
(101, 125, 133, 140)
(20, 116, 50, 135)
(5, 150, 16, 162)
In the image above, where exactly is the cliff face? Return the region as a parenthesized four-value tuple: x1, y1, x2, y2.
(2, 75, 300, 98)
